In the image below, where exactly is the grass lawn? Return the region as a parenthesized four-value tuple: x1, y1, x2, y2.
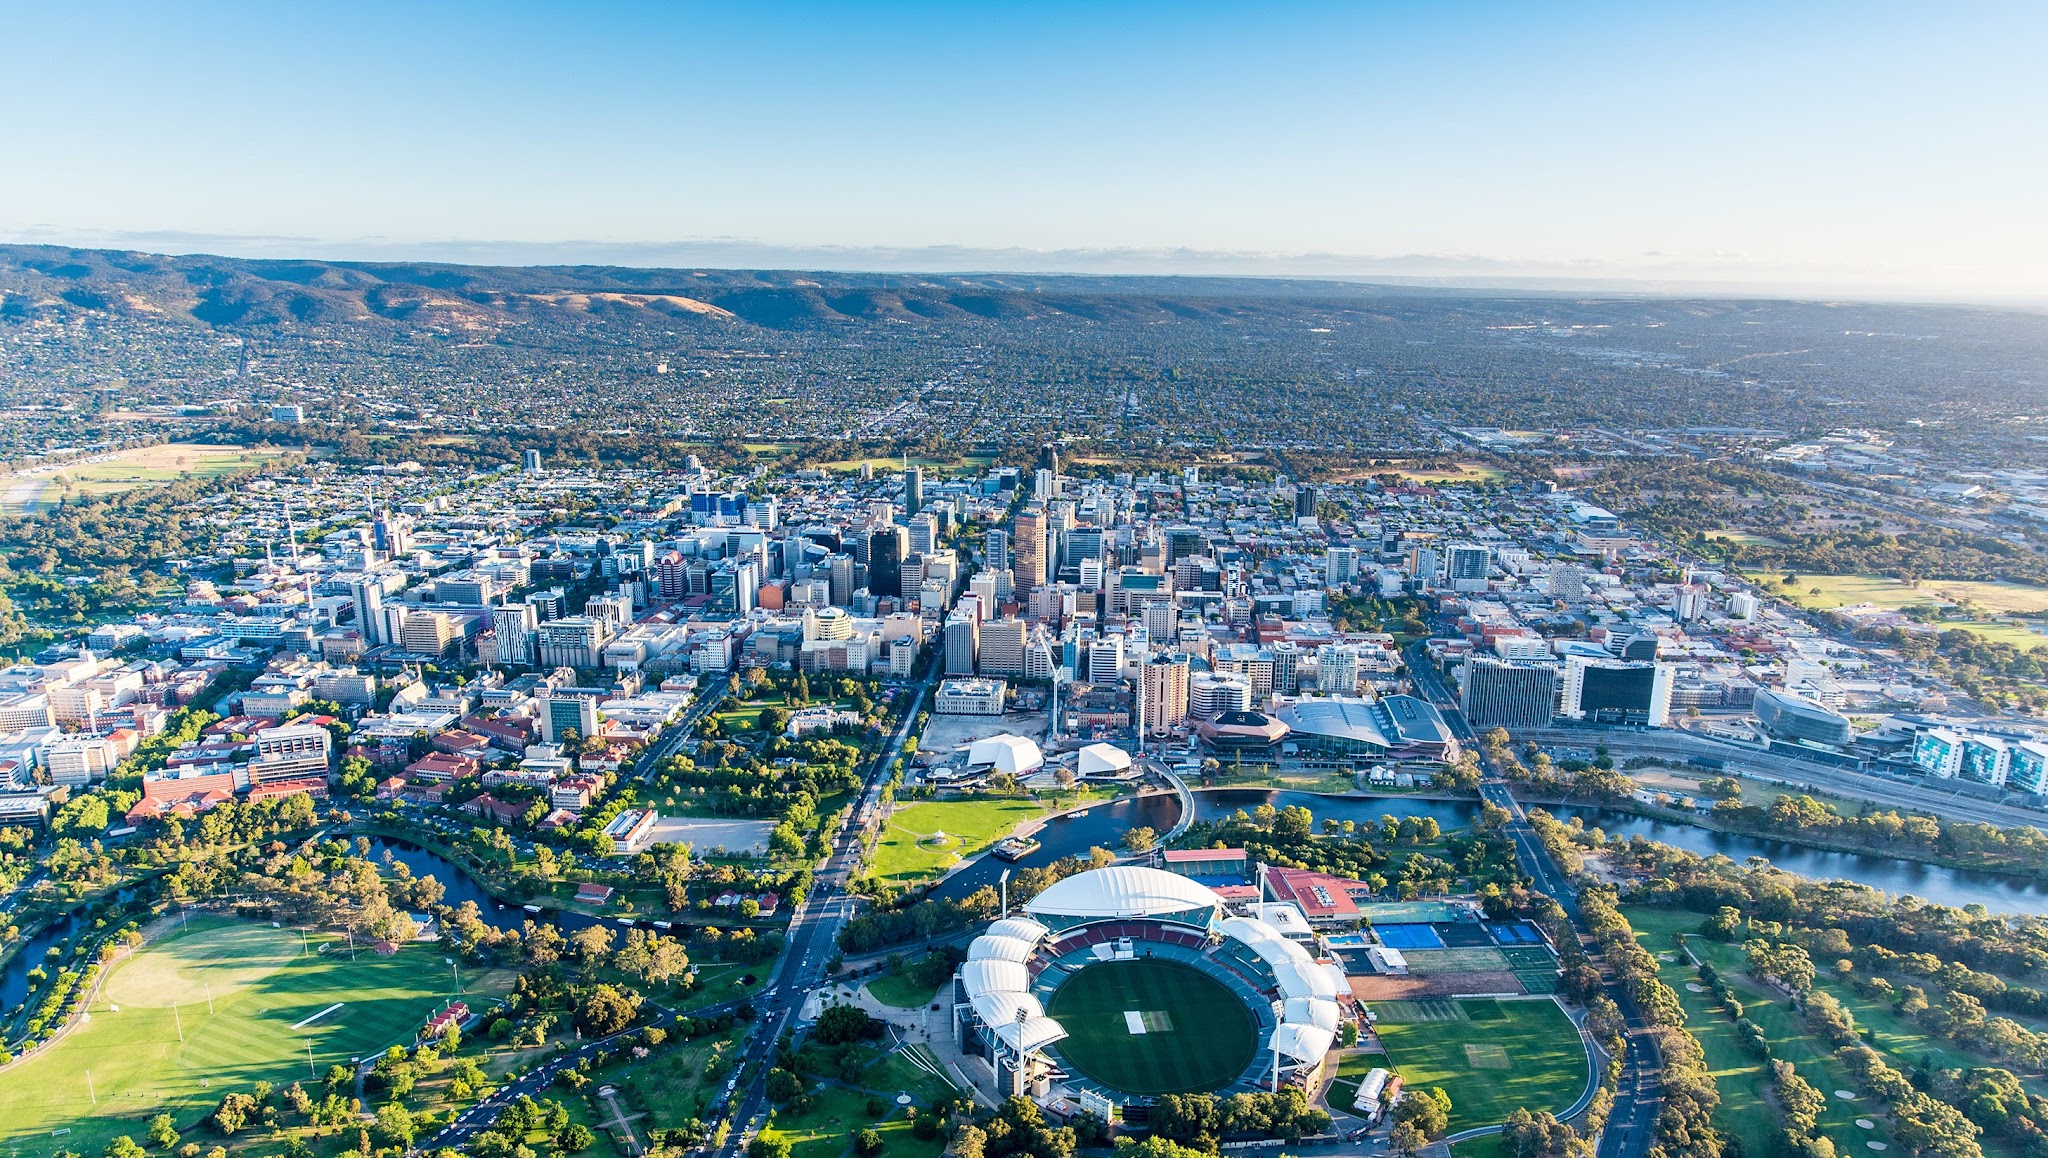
(1373, 998, 1587, 1135)
(1391, 462, 1507, 486)
(763, 1085, 893, 1158)
(611, 1024, 748, 1133)
(0, 916, 511, 1157)
(866, 971, 941, 1010)
(1622, 907, 1897, 1158)
(1044, 960, 1258, 1096)
(1322, 1049, 1380, 1113)
(1747, 573, 2048, 616)
(3, 444, 289, 514)
(1451, 1137, 1512, 1158)
(868, 798, 1045, 885)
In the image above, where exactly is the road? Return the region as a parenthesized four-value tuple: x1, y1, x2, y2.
(707, 659, 943, 1158)
(1515, 724, 2048, 831)
(441, 661, 938, 1154)
(632, 681, 731, 785)
(1407, 643, 1661, 1158)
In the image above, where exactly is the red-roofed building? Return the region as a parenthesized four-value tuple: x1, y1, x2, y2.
(1161, 847, 1248, 879)
(575, 882, 615, 905)
(1263, 865, 1377, 924)
(128, 772, 237, 824)
(406, 752, 482, 784)
(462, 715, 538, 752)
(247, 778, 328, 805)
(205, 715, 279, 738)
(460, 793, 526, 825)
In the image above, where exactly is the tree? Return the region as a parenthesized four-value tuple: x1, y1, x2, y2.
(853, 1129, 884, 1157)
(1394, 1086, 1451, 1141)
(146, 1115, 180, 1151)
(554, 1124, 595, 1153)
(375, 1103, 416, 1149)
(814, 1003, 881, 1045)
(1122, 826, 1158, 853)
(105, 1139, 147, 1158)
(747, 1136, 793, 1158)
(579, 984, 643, 1036)
(211, 1093, 258, 1135)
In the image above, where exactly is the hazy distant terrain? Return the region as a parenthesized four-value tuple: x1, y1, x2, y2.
(3, 245, 2046, 464)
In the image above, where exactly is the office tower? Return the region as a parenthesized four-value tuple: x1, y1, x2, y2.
(1728, 591, 1759, 621)
(1463, 657, 1559, 729)
(1325, 546, 1359, 588)
(536, 616, 614, 669)
(538, 693, 601, 745)
(1064, 526, 1103, 568)
(1140, 600, 1176, 643)
(1037, 441, 1061, 481)
(1165, 527, 1205, 566)
(1013, 507, 1047, 591)
(1141, 652, 1191, 735)
(1447, 544, 1491, 592)
(909, 512, 938, 555)
(372, 512, 411, 556)
(827, 553, 855, 606)
(1087, 632, 1125, 684)
(969, 572, 1000, 619)
(523, 448, 543, 473)
(492, 604, 538, 667)
(984, 528, 1010, 573)
(1294, 484, 1317, 519)
(1190, 672, 1253, 719)
(868, 525, 908, 599)
(400, 610, 462, 658)
(904, 465, 924, 518)
(745, 497, 779, 531)
(1561, 656, 1671, 726)
(944, 615, 979, 676)
(350, 577, 385, 646)
(979, 618, 1028, 677)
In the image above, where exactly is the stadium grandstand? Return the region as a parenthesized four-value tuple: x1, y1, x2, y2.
(952, 865, 1351, 1103)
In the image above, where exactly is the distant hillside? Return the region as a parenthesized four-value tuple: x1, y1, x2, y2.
(0, 245, 1400, 332)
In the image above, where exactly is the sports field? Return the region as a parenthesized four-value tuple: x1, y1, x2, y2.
(0, 916, 507, 1155)
(1045, 960, 1257, 1095)
(1373, 997, 1589, 1134)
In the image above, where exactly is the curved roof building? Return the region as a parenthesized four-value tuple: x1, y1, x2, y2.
(1753, 688, 1853, 748)
(1025, 865, 1225, 931)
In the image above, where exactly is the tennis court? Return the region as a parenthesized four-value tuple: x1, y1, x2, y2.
(1358, 901, 1464, 924)
(1374, 924, 1448, 950)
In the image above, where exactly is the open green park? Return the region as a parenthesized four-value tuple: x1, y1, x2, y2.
(1371, 997, 1589, 1136)
(867, 798, 1048, 885)
(1748, 572, 2048, 618)
(1, 443, 290, 514)
(0, 916, 511, 1156)
(1045, 959, 1259, 1096)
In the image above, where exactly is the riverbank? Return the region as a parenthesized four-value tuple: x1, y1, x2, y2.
(1518, 790, 2048, 885)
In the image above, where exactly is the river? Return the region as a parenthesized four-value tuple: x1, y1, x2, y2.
(926, 788, 2048, 915)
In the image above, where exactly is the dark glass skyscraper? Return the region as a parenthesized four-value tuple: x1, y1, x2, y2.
(869, 525, 908, 598)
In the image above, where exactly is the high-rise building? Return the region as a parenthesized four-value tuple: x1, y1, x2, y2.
(969, 573, 1000, 619)
(1088, 633, 1126, 684)
(979, 618, 1028, 677)
(1317, 645, 1363, 695)
(350, 577, 385, 647)
(1141, 652, 1191, 736)
(944, 615, 979, 676)
(1012, 507, 1048, 592)
(1560, 656, 1671, 726)
(491, 604, 538, 667)
(538, 693, 601, 744)
(909, 512, 939, 555)
(400, 610, 463, 658)
(1546, 565, 1588, 602)
(1190, 672, 1253, 719)
(984, 528, 1010, 574)
(1462, 657, 1559, 729)
(1325, 547, 1359, 588)
(536, 616, 613, 669)
(1674, 583, 1708, 621)
(904, 465, 924, 518)
(827, 553, 855, 606)
(1293, 484, 1317, 519)
(1446, 544, 1491, 593)
(523, 448, 544, 474)
(869, 525, 908, 599)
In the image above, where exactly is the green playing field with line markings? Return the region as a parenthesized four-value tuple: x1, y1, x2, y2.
(0, 916, 508, 1158)
(1046, 959, 1257, 1096)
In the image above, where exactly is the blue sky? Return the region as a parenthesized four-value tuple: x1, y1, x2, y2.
(3, 1, 2044, 297)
